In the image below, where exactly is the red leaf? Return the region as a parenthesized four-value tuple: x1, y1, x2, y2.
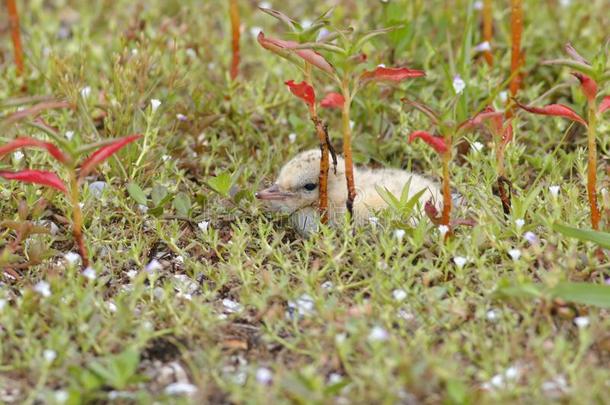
(79, 134, 142, 179)
(599, 96, 610, 114)
(502, 123, 513, 145)
(257, 32, 334, 73)
(408, 131, 448, 154)
(0, 169, 67, 194)
(0, 137, 69, 164)
(458, 107, 504, 135)
(572, 72, 598, 102)
(516, 102, 587, 126)
(285, 80, 315, 108)
(361, 66, 425, 83)
(320, 92, 345, 109)
(424, 200, 442, 225)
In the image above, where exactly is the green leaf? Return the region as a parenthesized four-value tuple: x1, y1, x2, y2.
(493, 280, 543, 300)
(550, 282, 610, 309)
(151, 185, 168, 207)
(553, 222, 610, 249)
(127, 182, 148, 206)
(206, 172, 233, 197)
(173, 192, 192, 217)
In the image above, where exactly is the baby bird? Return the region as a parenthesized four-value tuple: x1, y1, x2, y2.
(256, 149, 441, 235)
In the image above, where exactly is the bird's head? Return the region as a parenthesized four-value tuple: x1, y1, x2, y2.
(256, 149, 344, 214)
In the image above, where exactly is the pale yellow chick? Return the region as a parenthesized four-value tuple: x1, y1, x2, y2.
(256, 149, 441, 235)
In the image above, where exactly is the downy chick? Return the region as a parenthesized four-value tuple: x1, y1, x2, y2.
(256, 149, 441, 235)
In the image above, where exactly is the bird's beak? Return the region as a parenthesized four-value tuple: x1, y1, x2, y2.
(255, 184, 294, 201)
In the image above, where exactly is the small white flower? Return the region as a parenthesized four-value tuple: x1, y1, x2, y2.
(328, 373, 343, 384)
(349, 120, 355, 129)
(258, 1, 272, 8)
(505, 366, 519, 380)
(185, 48, 197, 59)
(377, 63, 386, 68)
(65, 131, 74, 140)
(145, 259, 163, 273)
(316, 28, 330, 41)
(321, 281, 334, 290)
(453, 75, 466, 95)
(198, 221, 210, 232)
(250, 26, 263, 38)
(392, 289, 407, 302)
(474, 41, 491, 52)
(161, 155, 170, 162)
(150, 99, 161, 113)
(255, 367, 273, 385)
(486, 309, 499, 321)
(438, 225, 449, 238)
(131, 48, 138, 55)
(473, 1, 484, 10)
(573, 316, 589, 328)
(397, 309, 415, 321)
(288, 133, 297, 143)
(80, 86, 91, 98)
(164, 382, 198, 395)
(0, 298, 7, 311)
(558, 0, 571, 6)
(176, 113, 188, 121)
(126, 270, 138, 279)
(335, 333, 347, 344)
(43, 349, 57, 363)
(34, 281, 51, 297)
(368, 326, 389, 342)
(106, 302, 117, 312)
(549, 185, 560, 198)
(222, 298, 243, 313)
(13, 151, 24, 161)
(394, 229, 406, 242)
(291, 294, 315, 317)
(64, 252, 81, 266)
(542, 375, 569, 398)
(453, 256, 467, 269)
(82, 267, 96, 280)
(138, 204, 149, 213)
(515, 218, 525, 230)
(471, 141, 484, 152)
(301, 19, 312, 29)
(524, 231, 539, 244)
(508, 249, 522, 261)
(54, 390, 69, 403)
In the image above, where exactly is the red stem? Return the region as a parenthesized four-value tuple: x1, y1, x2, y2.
(6, 0, 25, 75)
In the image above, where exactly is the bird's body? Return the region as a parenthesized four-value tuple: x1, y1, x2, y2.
(256, 149, 441, 235)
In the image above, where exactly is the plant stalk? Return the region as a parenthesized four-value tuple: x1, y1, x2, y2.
(69, 173, 89, 267)
(587, 101, 600, 229)
(341, 79, 356, 219)
(6, 0, 24, 75)
(441, 133, 452, 227)
(229, 0, 240, 81)
(508, 0, 523, 101)
(482, 0, 493, 66)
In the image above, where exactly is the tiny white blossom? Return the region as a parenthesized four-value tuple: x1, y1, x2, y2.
(505, 366, 519, 380)
(43, 349, 57, 363)
(126, 270, 138, 279)
(145, 259, 163, 273)
(34, 281, 51, 297)
(473, 1, 484, 10)
(13, 151, 24, 161)
(64, 252, 81, 266)
(301, 19, 312, 29)
(65, 131, 74, 140)
(508, 249, 522, 261)
(138, 204, 149, 213)
(474, 41, 491, 52)
(328, 373, 343, 384)
(250, 26, 263, 38)
(377, 63, 386, 68)
(515, 218, 525, 230)
(549, 185, 560, 198)
(106, 302, 117, 312)
(316, 28, 330, 41)
(185, 48, 197, 59)
(335, 333, 347, 344)
(369, 216, 380, 227)
(394, 229, 406, 242)
(150, 99, 161, 113)
(573, 316, 589, 328)
(368, 326, 389, 342)
(258, 1, 272, 8)
(498, 91, 508, 103)
(542, 375, 569, 398)
(349, 120, 355, 129)
(471, 141, 484, 152)
(164, 382, 198, 395)
(222, 298, 243, 313)
(89, 181, 107, 198)
(290, 294, 315, 317)
(453, 75, 466, 95)
(288, 133, 297, 143)
(80, 86, 91, 98)
(524, 231, 539, 244)
(131, 48, 138, 55)
(392, 289, 407, 302)
(486, 309, 499, 321)
(558, 0, 571, 6)
(438, 225, 449, 238)
(54, 390, 69, 403)
(255, 367, 273, 385)
(198, 221, 210, 232)
(82, 267, 96, 280)
(453, 256, 467, 269)
(321, 281, 334, 290)
(176, 113, 188, 121)
(0, 298, 7, 311)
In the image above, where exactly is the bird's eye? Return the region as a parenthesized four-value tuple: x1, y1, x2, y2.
(303, 183, 317, 191)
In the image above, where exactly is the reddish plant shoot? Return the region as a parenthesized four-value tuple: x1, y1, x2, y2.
(79, 134, 142, 179)
(482, 0, 493, 66)
(229, 0, 240, 80)
(6, 0, 24, 75)
(0, 170, 67, 194)
(408, 131, 448, 154)
(320, 92, 345, 109)
(285, 80, 316, 109)
(516, 102, 587, 127)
